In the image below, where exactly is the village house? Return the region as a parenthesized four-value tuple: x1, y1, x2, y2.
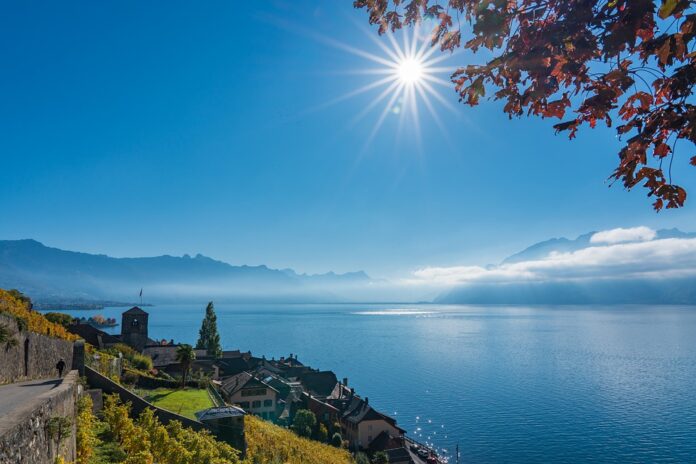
(67, 307, 425, 460)
(302, 392, 341, 426)
(221, 372, 279, 421)
(335, 396, 406, 451)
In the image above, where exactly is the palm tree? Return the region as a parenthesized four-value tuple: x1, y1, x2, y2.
(175, 344, 196, 388)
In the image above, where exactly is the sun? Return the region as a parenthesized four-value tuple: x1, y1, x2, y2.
(397, 57, 424, 85)
(303, 23, 458, 149)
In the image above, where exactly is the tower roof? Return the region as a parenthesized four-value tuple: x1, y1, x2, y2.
(123, 306, 148, 315)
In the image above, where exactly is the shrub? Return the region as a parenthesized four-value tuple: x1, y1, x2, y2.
(0, 289, 77, 341)
(331, 432, 343, 448)
(130, 353, 153, 371)
(102, 394, 240, 464)
(316, 423, 328, 443)
(291, 409, 316, 438)
(244, 415, 354, 464)
(76, 395, 98, 464)
(44, 312, 75, 327)
(13, 315, 28, 332)
(47, 416, 72, 450)
(122, 369, 139, 386)
(0, 322, 17, 347)
(107, 343, 153, 371)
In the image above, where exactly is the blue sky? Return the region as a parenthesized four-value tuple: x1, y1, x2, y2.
(1, 0, 695, 278)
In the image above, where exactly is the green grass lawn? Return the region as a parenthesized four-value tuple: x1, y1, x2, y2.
(140, 387, 214, 420)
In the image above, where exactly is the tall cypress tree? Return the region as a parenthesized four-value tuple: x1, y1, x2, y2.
(195, 301, 222, 358)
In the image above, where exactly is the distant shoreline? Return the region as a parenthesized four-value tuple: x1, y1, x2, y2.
(34, 301, 154, 311)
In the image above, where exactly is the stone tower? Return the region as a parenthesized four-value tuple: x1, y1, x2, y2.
(121, 306, 149, 352)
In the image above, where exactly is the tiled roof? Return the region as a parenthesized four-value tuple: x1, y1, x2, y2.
(342, 397, 405, 432)
(123, 306, 148, 315)
(67, 323, 120, 347)
(217, 357, 252, 377)
(278, 365, 313, 379)
(369, 431, 405, 452)
(221, 372, 278, 396)
(385, 447, 415, 464)
(142, 345, 182, 367)
(195, 406, 245, 421)
(298, 371, 339, 398)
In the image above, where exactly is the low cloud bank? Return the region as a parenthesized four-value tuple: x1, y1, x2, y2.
(590, 226, 656, 244)
(408, 227, 696, 287)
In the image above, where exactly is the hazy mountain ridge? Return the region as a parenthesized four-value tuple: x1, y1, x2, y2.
(0, 239, 372, 303)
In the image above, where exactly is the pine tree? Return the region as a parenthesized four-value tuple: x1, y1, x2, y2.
(195, 301, 222, 358)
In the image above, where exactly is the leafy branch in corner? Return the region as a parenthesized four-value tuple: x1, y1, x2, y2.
(355, 0, 696, 210)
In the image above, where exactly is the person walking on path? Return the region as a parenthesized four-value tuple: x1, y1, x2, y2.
(56, 358, 66, 378)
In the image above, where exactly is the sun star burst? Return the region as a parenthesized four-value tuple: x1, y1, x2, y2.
(309, 23, 459, 151)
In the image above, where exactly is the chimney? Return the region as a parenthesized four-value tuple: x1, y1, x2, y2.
(342, 377, 348, 386)
(365, 397, 369, 405)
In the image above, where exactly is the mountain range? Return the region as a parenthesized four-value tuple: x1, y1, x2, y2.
(3, 228, 696, 305)
(0, 239, 371, 303)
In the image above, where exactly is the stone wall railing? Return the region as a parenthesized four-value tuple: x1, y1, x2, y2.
(0, 314, 75, 384)
(0, 371, 79, 464)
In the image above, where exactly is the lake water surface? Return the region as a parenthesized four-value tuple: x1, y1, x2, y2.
(54, 303, 696, 463)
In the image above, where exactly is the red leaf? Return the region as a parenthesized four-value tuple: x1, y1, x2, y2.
(654, 143, 671, 158)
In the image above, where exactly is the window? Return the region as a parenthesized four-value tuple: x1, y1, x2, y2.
(261, 412, 267, 419)
(368, 424, 373, 431)
(252, 400, 261, 408)
(268, 412, 275, 420)
(239, 402, 250, 409)
(131, 318, 139, 327)
(368, 435, 373, 442)
(241, 388, 267, 397)
(264, 399, 272, 407)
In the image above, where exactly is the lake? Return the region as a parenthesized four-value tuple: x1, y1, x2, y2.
(50, 303, 696, 463)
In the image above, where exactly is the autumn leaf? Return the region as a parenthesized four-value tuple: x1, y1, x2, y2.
(658, 0, 679, 19)
(355, 0, 696, 210)
(654, 143, 671, 158)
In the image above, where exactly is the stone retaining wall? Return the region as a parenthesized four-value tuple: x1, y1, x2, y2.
(0, 314, 74, 384)
(0, 371, 79, 464)
(85, 366, 205, 431)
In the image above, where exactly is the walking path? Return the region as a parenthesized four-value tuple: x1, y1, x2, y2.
(0, 375, 71, 436)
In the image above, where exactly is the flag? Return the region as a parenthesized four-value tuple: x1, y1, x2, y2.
(139, 288, 143, 297)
